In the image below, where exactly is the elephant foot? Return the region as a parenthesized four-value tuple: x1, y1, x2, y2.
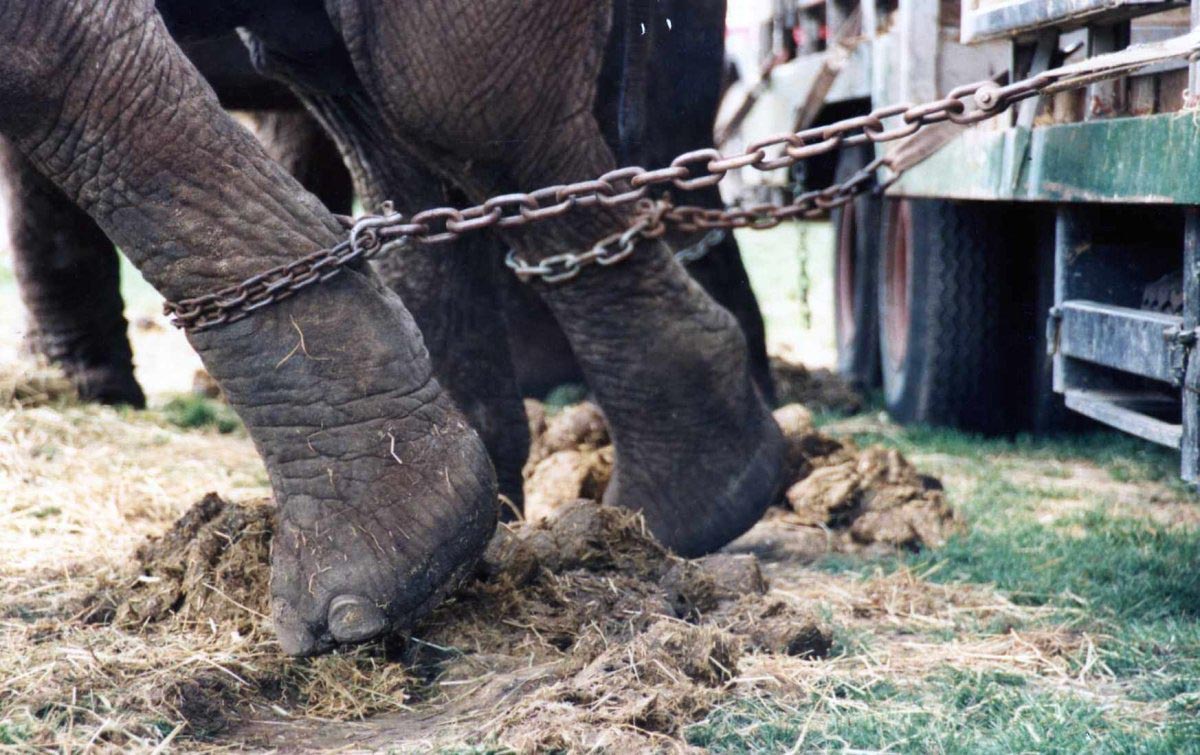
(192, 267, 498, 656)
(542, 246, 785, 557)
(68, 362, 146, 408)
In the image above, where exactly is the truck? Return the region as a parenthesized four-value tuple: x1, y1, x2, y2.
(721, 0, 1200, 481)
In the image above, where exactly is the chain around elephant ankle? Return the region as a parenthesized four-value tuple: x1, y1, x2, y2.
(505, 200, 670, 284)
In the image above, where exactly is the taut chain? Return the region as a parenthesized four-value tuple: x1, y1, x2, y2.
(164, 31, 1200, 331)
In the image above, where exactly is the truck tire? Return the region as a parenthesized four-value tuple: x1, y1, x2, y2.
(831, 144, 882, 389)
(878, 198, 1020, 433)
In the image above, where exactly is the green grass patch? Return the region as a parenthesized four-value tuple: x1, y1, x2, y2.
(541, 383, 589, 413)
(847, 425, 1182, 487)
(0, 721, 30, 746)
(160, 395, 242, 434)
(687, 674, 1200, 754)
(812, 422, 1196, 627)
(917, 509, 1200, 622)
(806, 420, 1200, 718)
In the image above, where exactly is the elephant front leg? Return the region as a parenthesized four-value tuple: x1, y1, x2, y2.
(0, 138, 144, 407)
(324, 0, 785, 557)
(0, 0, 496, 655)
(277, 89, 531, 512)
(372, 231, 530, 514)
(502, 118, 786, 557)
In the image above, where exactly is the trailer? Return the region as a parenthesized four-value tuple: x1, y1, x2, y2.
(723, 0, 1200, 481)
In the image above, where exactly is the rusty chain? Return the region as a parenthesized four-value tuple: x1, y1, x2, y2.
(164, 30, 1200, 331)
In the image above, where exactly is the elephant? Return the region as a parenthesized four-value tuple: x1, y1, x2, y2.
(0, 0, 785, 656)
(1, 32, 354, 409)
(501, 0, 776, 404)
(6, 7, 774, 406)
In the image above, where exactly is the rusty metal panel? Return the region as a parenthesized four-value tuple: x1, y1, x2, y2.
(962, 0, 1185, 44)
(1057, 300, 1182, 382)
(1064, 390, 1183, 446)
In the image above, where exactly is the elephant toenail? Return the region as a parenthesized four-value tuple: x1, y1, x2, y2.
(328, 595, 388, 644)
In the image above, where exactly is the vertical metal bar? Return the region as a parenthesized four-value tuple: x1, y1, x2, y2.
(1183, 211, 1199, 482)
(861, 0, 879, 37)
(1018, 31, 1060, 129)
(1052, 207, 1079, 395)
(1086, 21, 1130, 120)
(1192, 0, 1200, 96)
(899, 0, 941, 103)
(1182, 0, 1200, 483)
(826, 0, 850, 37)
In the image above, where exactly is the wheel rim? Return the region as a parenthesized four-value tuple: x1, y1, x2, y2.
(883, 201, 912, 374)
(835, 202, 857, 346)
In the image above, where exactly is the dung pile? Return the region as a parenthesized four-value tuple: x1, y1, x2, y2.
(524, 400, 959, 551)
(523, 401, 614, 518)
(774, 403, 959, 551)
(770, 356, 863, 414)
(94, 495, 831, 750)
(89, 492, 273, 632)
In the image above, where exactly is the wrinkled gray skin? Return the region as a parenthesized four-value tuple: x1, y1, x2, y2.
(0, 0, 784, 656)
(0, 32, 353, 409)
(506, 0, 776, 404)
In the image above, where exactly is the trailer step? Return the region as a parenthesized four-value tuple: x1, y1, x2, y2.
(1063, 389, 1182, 448)
(1056, 300, 1184, 384)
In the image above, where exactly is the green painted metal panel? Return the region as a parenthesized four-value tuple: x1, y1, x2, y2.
(890, 113, 1200, 204)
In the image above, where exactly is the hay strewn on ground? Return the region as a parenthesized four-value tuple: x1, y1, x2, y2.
(0, 360, 76, 408)
(76, 495, 831, 751)
(4, 375, 1194, 751)
(2, 387, 956, 751)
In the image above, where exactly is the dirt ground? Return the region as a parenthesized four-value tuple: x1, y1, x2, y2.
(4, 349, 1197, 751)
(2, 233, 1198, 752)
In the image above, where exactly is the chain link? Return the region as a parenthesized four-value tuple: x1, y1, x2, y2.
(504, 199, 670, 283)
(674, 229, 729, 265)
(164, 30, 1200, 331)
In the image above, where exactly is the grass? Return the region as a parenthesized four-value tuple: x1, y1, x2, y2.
(161, 394, 243, 434)
(688, 673, 1200, 754)
(681, 416, 1200, 753)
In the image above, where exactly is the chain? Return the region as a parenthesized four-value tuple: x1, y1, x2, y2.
(674, 229, 729, 265)
(164, 30, 1200, 331)
(504, 199, 669, 283)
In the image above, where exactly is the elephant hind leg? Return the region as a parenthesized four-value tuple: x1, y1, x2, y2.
(0, 137, 144, 407)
